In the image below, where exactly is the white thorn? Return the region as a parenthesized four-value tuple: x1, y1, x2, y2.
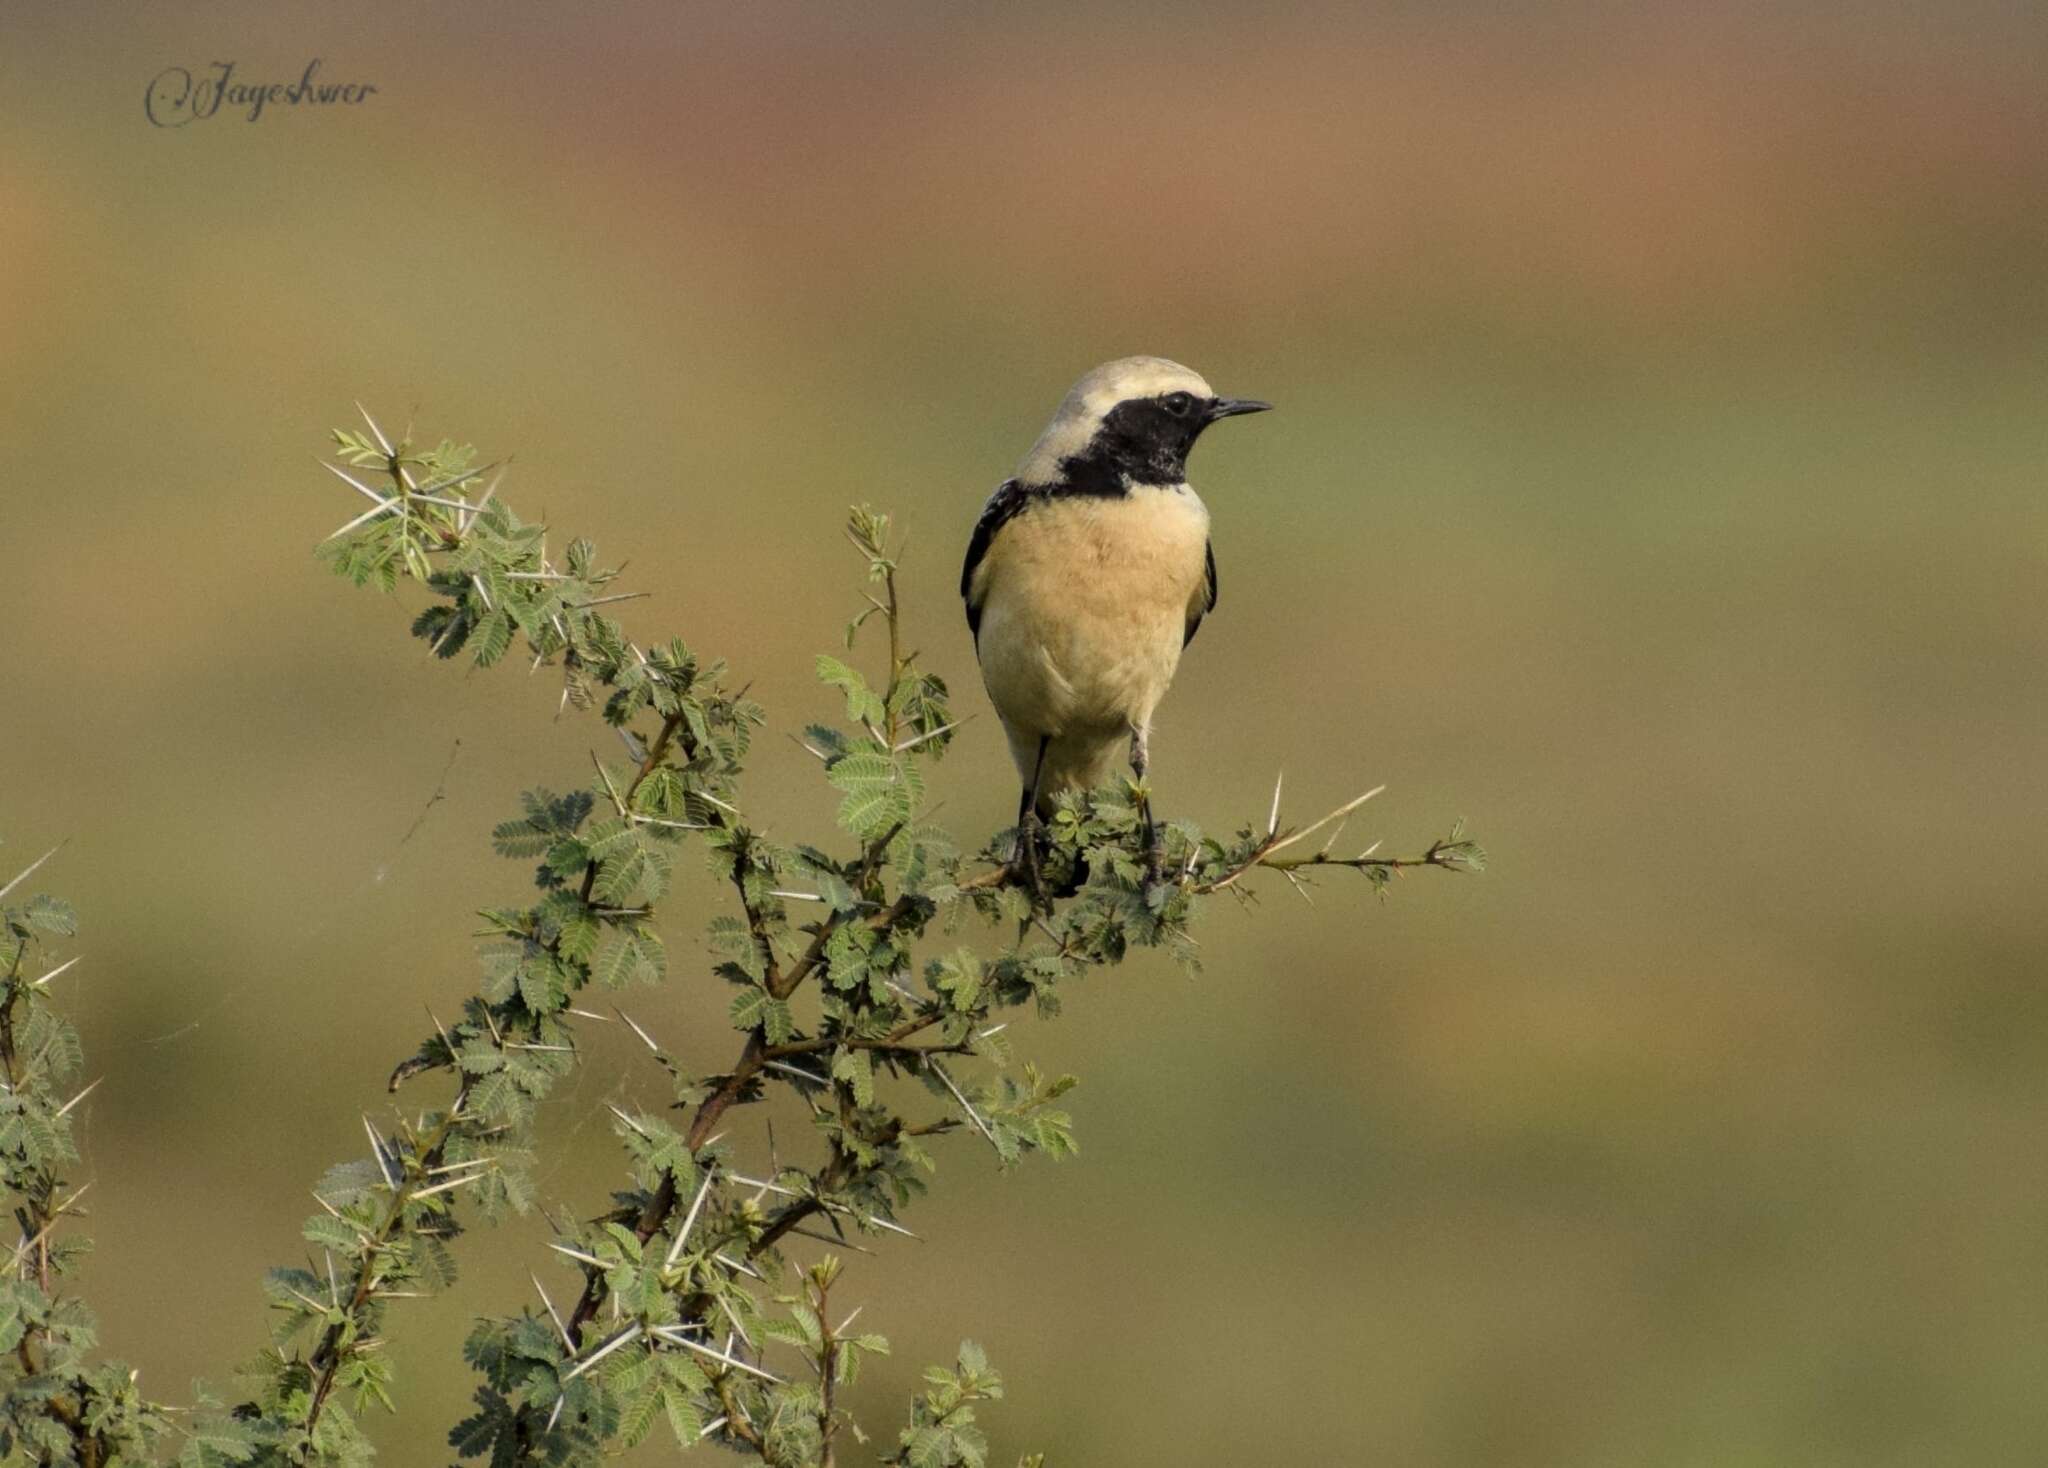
(355, 401, 394, 456)
(425, 1156, 494, 1176)
(29, 955, 80, 989)
(715, 1290, 752, 1346)
(893, 719, 962, 754)
(466, 472, 499, 532)
(562, 1323, 642, 1379)
(411, 1171, 487, 1199)
(0, 844, 62, 904)
(1264, 785, 1385, 858)
(400, 490, 472, 511)
(615, 1009, 662, 1053)
(55, 1078, 101, 1118)
(764, 1059, 826, 1086)
(728, 1175, 916, 1238)
(532, 1272, 573, 1351)
(591, 754, 628, 815)
(362, 1115, 397, 1188)
(931, 1062, 997, 1147)
(666, 1169, 716, 1270)
(320, 459, 391, 506)
(408, 462, 494, 500)
(281, 1283, 332, 1315)
(650, 1326, 784, 1383)
(324, 496, 402, 542)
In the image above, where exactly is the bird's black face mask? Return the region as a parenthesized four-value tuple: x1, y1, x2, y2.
(1072, 392, 1273, 490)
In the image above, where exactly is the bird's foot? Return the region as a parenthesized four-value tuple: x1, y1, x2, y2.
(1139, 850, 1171, 908)
(1008, 817, 1051, 911)
(1140, 808, 1164, 886)
(1010, 855, 1050, 911)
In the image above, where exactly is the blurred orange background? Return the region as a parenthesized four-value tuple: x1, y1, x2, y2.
(5, 2, 2048, 1462)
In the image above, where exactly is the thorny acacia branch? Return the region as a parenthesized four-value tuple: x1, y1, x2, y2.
(230, 409, 1477, 1467)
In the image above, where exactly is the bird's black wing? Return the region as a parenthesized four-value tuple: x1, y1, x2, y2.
(1184, 538, 1218, 647)
(961, 478, 1034, 646)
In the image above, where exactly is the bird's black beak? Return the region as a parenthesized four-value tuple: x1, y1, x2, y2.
(1205, 396, 1273, 421)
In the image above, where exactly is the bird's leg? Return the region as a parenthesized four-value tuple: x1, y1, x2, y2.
(1015, 792, 1045, 906)
(1010, 736, 1050, 907)
(1130, 723, 1162, 884)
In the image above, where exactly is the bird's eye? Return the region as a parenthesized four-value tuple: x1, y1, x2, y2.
(1162, 392, 1195, 417)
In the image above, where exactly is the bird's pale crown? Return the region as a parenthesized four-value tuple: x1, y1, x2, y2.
(1014, 356, 1217, 486)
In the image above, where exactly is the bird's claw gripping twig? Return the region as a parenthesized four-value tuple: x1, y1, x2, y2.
(1009, 812, 1051, 911)
(1137, 793, 1165, 888)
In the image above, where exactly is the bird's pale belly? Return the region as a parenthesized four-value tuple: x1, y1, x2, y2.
(974, 487, 1210, 740)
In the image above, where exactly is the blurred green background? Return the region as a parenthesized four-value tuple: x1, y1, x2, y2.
(5, 1, 2048, 1462)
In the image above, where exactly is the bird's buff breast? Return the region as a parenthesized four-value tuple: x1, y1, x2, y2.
(973, 486, 1210, 737)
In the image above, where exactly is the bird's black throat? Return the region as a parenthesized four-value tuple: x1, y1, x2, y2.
(1058, 395, 1208, 491)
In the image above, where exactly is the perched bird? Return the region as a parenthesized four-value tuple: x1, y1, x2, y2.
(960, 356, 1271, 886)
